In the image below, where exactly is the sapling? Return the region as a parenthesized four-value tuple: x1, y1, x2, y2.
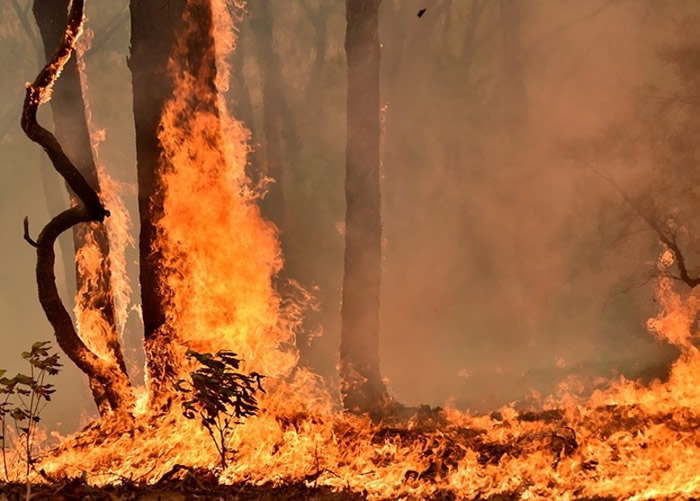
(0, 341, 61, 498)
(175, 349, 264, 469)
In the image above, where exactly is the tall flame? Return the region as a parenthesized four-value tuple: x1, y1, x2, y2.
(154, 0, 298, 381)
(71, 27, 134, 364)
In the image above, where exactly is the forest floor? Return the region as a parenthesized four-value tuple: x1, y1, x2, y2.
(0, 406, 695, 500)
(0, 480, 621, 501)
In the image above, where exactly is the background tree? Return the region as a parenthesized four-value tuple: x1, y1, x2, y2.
(340, 0, 389, 414)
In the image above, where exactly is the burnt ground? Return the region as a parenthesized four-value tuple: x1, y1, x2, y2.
(0, 477, 693, 501)
(0, 480, 630, 501)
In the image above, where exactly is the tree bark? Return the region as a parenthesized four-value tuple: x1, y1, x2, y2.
(22, 0, 133, 418)
(33, 0, 130, 415)
(340, 0, 389, 415)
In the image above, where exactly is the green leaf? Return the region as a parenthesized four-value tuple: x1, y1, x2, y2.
(10, 408, 28, 421)
(14, 374, 34, 386)
(31, 341, 51, 352)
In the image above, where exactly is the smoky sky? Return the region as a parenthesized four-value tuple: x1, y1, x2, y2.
(0, 0, 693, 432)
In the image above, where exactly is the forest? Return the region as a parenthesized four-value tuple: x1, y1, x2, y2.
(0, 0, 698, 499)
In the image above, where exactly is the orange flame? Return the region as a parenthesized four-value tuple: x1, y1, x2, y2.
(70, 29, 134, 364)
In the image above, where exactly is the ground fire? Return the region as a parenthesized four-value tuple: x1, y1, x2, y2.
(0, 0, 698, 500)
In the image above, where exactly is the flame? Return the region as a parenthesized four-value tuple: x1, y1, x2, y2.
(25, 2, 700, 499)
(70, 29, 134, 364)
(152, 0, 297, 382)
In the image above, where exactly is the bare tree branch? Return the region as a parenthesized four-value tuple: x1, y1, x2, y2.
(23, 216, 38, 247)
(591, 164, 700, 288)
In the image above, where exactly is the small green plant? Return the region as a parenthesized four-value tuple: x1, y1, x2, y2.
(175, 349, 264, 469)
(0, 341, 61, 495)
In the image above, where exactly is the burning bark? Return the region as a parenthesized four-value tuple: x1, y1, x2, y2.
(32, 0, 130, 416)
(340, 0, 390, 415)
(21, 0, 133, 418)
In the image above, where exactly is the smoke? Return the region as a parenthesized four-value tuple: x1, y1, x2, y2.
(0, 0, 697, 432)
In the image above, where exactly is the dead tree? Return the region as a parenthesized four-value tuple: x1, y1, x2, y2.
(340, 0, 390, 415)
(33, 0, 130, 415)
(22, 0, 133, 418)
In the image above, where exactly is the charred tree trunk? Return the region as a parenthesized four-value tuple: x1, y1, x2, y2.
(22, 0, 133, 418)
(340, 0, 389, 415)
(129, 0, 223, 405)
(33, 0, 130, 416)
(129, 0, 188, 402)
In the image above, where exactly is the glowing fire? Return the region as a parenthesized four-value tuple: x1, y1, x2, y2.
(9, 1, 699, 499)
(72, 26, 134, 365)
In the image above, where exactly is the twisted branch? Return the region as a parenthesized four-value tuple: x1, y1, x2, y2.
(20, 0, 132, 416)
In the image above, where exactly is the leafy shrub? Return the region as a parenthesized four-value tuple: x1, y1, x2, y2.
(175, 349, 264, 468)
(0, 341, 61, 488)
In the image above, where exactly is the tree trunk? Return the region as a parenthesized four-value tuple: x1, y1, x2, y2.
(340, 0, 389, 415)
(129, 0, 223, 405)
(6, 0, 76, 313)
(33, 0, 130, 415)
(129, 0, 188, 402)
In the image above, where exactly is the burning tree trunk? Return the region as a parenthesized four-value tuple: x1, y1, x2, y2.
(129, 0, 226, 404)
(22, 0, 133, 418)
(340, 0, 390, 415)
(32, 0, 130, 416)
(129, 0, 188, 402)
